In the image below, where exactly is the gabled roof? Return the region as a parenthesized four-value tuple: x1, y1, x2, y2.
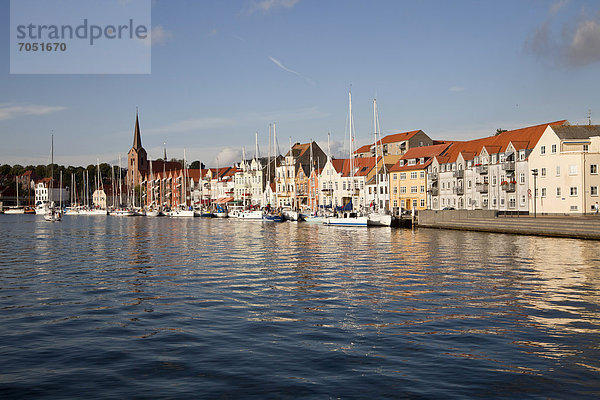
(354, 144, 372, 154)
(437, 120, 567, 163)
(552, 125, 600, 140)
(331, 159, 345, 174)
(380, 130, 422, 144)
(400, 143, 451, 160)
(389, 159, 432, 172)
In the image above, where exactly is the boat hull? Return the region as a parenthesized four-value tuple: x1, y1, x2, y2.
(367, 212, 393, 227)
(323, 216, 368, 226)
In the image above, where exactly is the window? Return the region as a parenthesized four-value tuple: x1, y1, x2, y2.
(541, 168, 546, 177)
(592, 186, 598, 196)
(591, 164, 598, 174)
(401, 200, 405, 208)
(500, 197, 505, 206)
(493, 197, 497, 207)
(551, 144, 557, 154)
(411, 186, 417, 193)
(556, 187, 561, 197)
(569, 165, 578, 175)
(583, 144, 589, 152)
(393, 200, 397, 207)
(509, 198, 516, 208)
(412, 200, 417, 208)
(520, 195, 526, 205)
(492, 155, 497, 164)
(570, 187, 578, 196)
(400, 173, 406, 180)
(541, 146, 546, 155)
(492, 176, 497, 185)
(420, 185, 425, 193)
(467, 180, 472, 189)
(556, 166, 560, 176)
(541, 188, 546, 198)
(520, 173, 525, 184)
(420, 171, 425, 178)
(520, 151, 526, 161)
(420, 199, 425, 208)
(393, 187, 397, 194)
(410, 171, 417, 179)
(400, 186, 407, 194)
(393, 173, 397, 180)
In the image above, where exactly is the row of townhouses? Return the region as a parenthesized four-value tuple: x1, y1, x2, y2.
(125, 115, 600, 215)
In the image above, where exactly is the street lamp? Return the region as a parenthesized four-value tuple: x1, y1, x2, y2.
(531, 169, 538, 218)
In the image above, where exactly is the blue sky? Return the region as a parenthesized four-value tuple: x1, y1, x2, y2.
(1, 0, 600, 167)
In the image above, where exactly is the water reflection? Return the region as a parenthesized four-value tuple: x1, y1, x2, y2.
(1, 214, 599, 397)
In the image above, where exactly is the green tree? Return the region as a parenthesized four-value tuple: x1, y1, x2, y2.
(495, 128, 507, 136)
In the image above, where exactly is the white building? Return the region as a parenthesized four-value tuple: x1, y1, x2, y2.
(34, 178, 69, 207)
(528, 125, 600, 214)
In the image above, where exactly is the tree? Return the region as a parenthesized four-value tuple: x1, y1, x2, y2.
(495, 128, 507, 136)
(190, 160, 205, 169)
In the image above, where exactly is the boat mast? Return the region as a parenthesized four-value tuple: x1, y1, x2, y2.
(50, 133, 54, 207)
(373, 99, 379, 212)
(348, 89, 355, 211)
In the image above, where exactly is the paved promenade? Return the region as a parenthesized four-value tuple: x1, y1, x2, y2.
(417, 211, 600, 240)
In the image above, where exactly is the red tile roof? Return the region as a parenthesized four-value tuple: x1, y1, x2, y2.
(380, 130, 422, 144)
(438, 121, 566, 163)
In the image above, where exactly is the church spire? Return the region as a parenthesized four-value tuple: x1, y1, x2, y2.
(133, 109, 142, 149)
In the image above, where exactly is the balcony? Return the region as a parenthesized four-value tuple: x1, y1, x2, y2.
(501, 182, 516, 192)
(428, 187, 439, 196)
(427, 172, 438, 181)
(476, 183, 488, 193)
(453, 170, 464, 179)
(453, 186, 464, 195)
(476, 165, 488, 174)
(502, 161, 515, 171)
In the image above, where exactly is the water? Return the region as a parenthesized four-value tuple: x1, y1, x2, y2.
(1, 215, 599, 399)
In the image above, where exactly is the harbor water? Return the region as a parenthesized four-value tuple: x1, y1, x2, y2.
(1, 215, 599, 398)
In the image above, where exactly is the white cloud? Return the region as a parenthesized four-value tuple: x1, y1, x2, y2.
(526, 9, 600, 67)
(268, 56, 316, 86)
(549, 0, 569, 16)
(248, 0, 300, 14)
(214, 147, 242, 166)
(150, 25, 173, 46)
(0, 103, 67, 121)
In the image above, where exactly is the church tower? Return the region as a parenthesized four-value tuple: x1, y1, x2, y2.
(127, 111, 148, 187)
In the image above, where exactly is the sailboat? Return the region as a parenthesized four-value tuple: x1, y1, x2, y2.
(145, 156, 163, 216)
(4, 175, 25, 214)
(169, 150, 195, 217)
(367, 99, 394, 227)
(324, 89, 368, 226)
(44, 134, 61, 222)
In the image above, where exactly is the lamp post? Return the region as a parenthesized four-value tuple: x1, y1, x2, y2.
(531, 169, 538, 218)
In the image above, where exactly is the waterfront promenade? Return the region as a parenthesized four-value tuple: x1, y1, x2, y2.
(418, 210, 600, 240)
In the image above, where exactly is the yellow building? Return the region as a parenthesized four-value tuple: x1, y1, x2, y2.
(389, 144, 451, 214)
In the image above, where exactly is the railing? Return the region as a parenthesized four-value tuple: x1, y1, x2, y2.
(476, 165, 488, 174)
(453, 170, 464, 179)
(501, 182, 516, 192)
(453, 186, 464, 195)
(428, 187, 439, 196)
(476, 183, 488, 193)
(502, 161, 515, 171)
(427, 172, 438, 181)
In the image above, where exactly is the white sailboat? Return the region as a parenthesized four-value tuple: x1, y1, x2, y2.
(367, 99, 393, 227)
(4, 175, 25, 214)
(145, 156, 163, 216)
(324, 89, 368, 226)
(44, 134, 61, 222)
(169, 150, 195, 217)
